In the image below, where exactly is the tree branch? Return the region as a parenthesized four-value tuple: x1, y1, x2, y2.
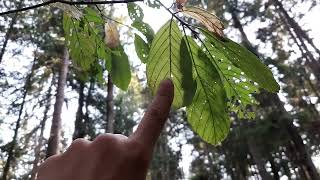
(0, 0, 143, 16)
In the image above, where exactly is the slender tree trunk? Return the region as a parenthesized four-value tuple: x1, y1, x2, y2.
(278, 12, 320, 81)
(267, 93, 320, 180)
(269, 156, 280, 180)
(46, 47, 69, 157)
(228, 3, 320, 179)
(72, 81, 85, 140)
(286, 121, 320, 180)
(84, 77, 95, 138)
(229, 6, 256, 54)
(247, 140, 273, 180)
(273, 0, 320, 84)
(272, 0, 320, 57)
(1, 58, 36, 180)
(0, 2, 23, 64)
(30, 78, 53, 180)
(106, 74, 115, 133)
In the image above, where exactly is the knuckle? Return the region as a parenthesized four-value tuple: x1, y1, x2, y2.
(93, 134, 113, 144)
(92, 134, 116, 150)
(63, 138, 90, 156)
(70, 138, 89, 149)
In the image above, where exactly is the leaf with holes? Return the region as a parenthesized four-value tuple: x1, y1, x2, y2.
(132, 21, 155, 43)
(146, 20, 196, 108)
(183, 36, 230, 145)
(201, 28, 279, 93)
(203, 39, 259, 119)
(127, 2, 144, 22)
(134, 34, 150, 63)
(181, 7, 225, 38)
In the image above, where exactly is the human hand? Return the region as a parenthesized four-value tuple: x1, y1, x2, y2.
(37, 79, 174, 180)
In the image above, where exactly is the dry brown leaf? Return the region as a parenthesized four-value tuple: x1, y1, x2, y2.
(176, 0, 187, 9)
(181, 7, 225, 38)
(104, 23, 120, 49)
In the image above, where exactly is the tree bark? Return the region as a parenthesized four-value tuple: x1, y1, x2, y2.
(72, 81, 85, 140)
(228, 2, 320, 179)
(30, 77, 53, 180)
(247, 140, 273, 180)
(278, 11, 320, 81)
(272, 0, 320, 57)
(106, 74, 115, 133)
(46, 47, 69, 158)
(1, 58, 36, 180)
(84, 77, 95, 138)
(0, 2, 23, 64)
(269, 156, 280, 180)
(286, 121, 320, 180)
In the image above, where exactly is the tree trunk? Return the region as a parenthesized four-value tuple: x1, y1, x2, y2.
(272, 0, 320, 57)
(46, 47, 69, 158)
(1, 58, 36, 180)
(286, 121, 320, 180)
(0, 2, 22, 64)
(248, 140, 273, 180)
(269, 156, 280, 180)
(106, 74, 115, 133)
(273, 0, 320, 82)
(278, 11, 320, 81)
(84, 77, 95, 138)
(228, 3, 320, 179)
(30, 78, 53, 180)
(72, 81, 85, 140)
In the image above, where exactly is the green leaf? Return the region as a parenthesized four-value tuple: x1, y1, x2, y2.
(63, 13, 112, 85)
(134, 34, 150, 63)
(201, 29, 280, 92)
(146, 0, 161, 8)
(127, 3, 144, 22)
(146, 20, 196, 108)
(203, 40, 259, 119)
(84, 7, 104, 24)
(183, 36, 230, 145)
(97, 45, 112, 71)
(111, 46, 131, 90)
(132, 21, 155, 43)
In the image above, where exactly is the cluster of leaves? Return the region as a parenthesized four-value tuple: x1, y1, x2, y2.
(62, 3, 279, 145)
(139, 5, 279, 144)
(63, 7, 131, 90)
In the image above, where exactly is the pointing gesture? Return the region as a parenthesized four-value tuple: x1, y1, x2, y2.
(131, 79, 174, 147)
(37, 79, 174, 180)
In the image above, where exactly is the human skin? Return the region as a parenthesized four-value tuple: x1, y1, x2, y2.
(36, 79, 174, 180)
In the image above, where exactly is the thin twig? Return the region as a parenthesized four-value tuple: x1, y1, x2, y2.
(155, 0, 198, 35)
(0, 0, 143, 16)
(95, 5, 134, 30)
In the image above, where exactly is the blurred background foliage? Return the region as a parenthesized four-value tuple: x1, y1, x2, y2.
(0, 0, 319, 179)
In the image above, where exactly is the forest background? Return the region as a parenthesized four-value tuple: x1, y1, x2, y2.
(0, 0, 320, 179)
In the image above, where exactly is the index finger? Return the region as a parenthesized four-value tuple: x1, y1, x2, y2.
(130, 79, 174, 147)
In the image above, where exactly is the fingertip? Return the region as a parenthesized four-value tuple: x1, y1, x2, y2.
(157, 79, 174, 99)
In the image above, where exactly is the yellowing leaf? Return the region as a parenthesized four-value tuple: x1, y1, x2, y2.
(181, 7, 224, 38)
(104, 23, 120, 49)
